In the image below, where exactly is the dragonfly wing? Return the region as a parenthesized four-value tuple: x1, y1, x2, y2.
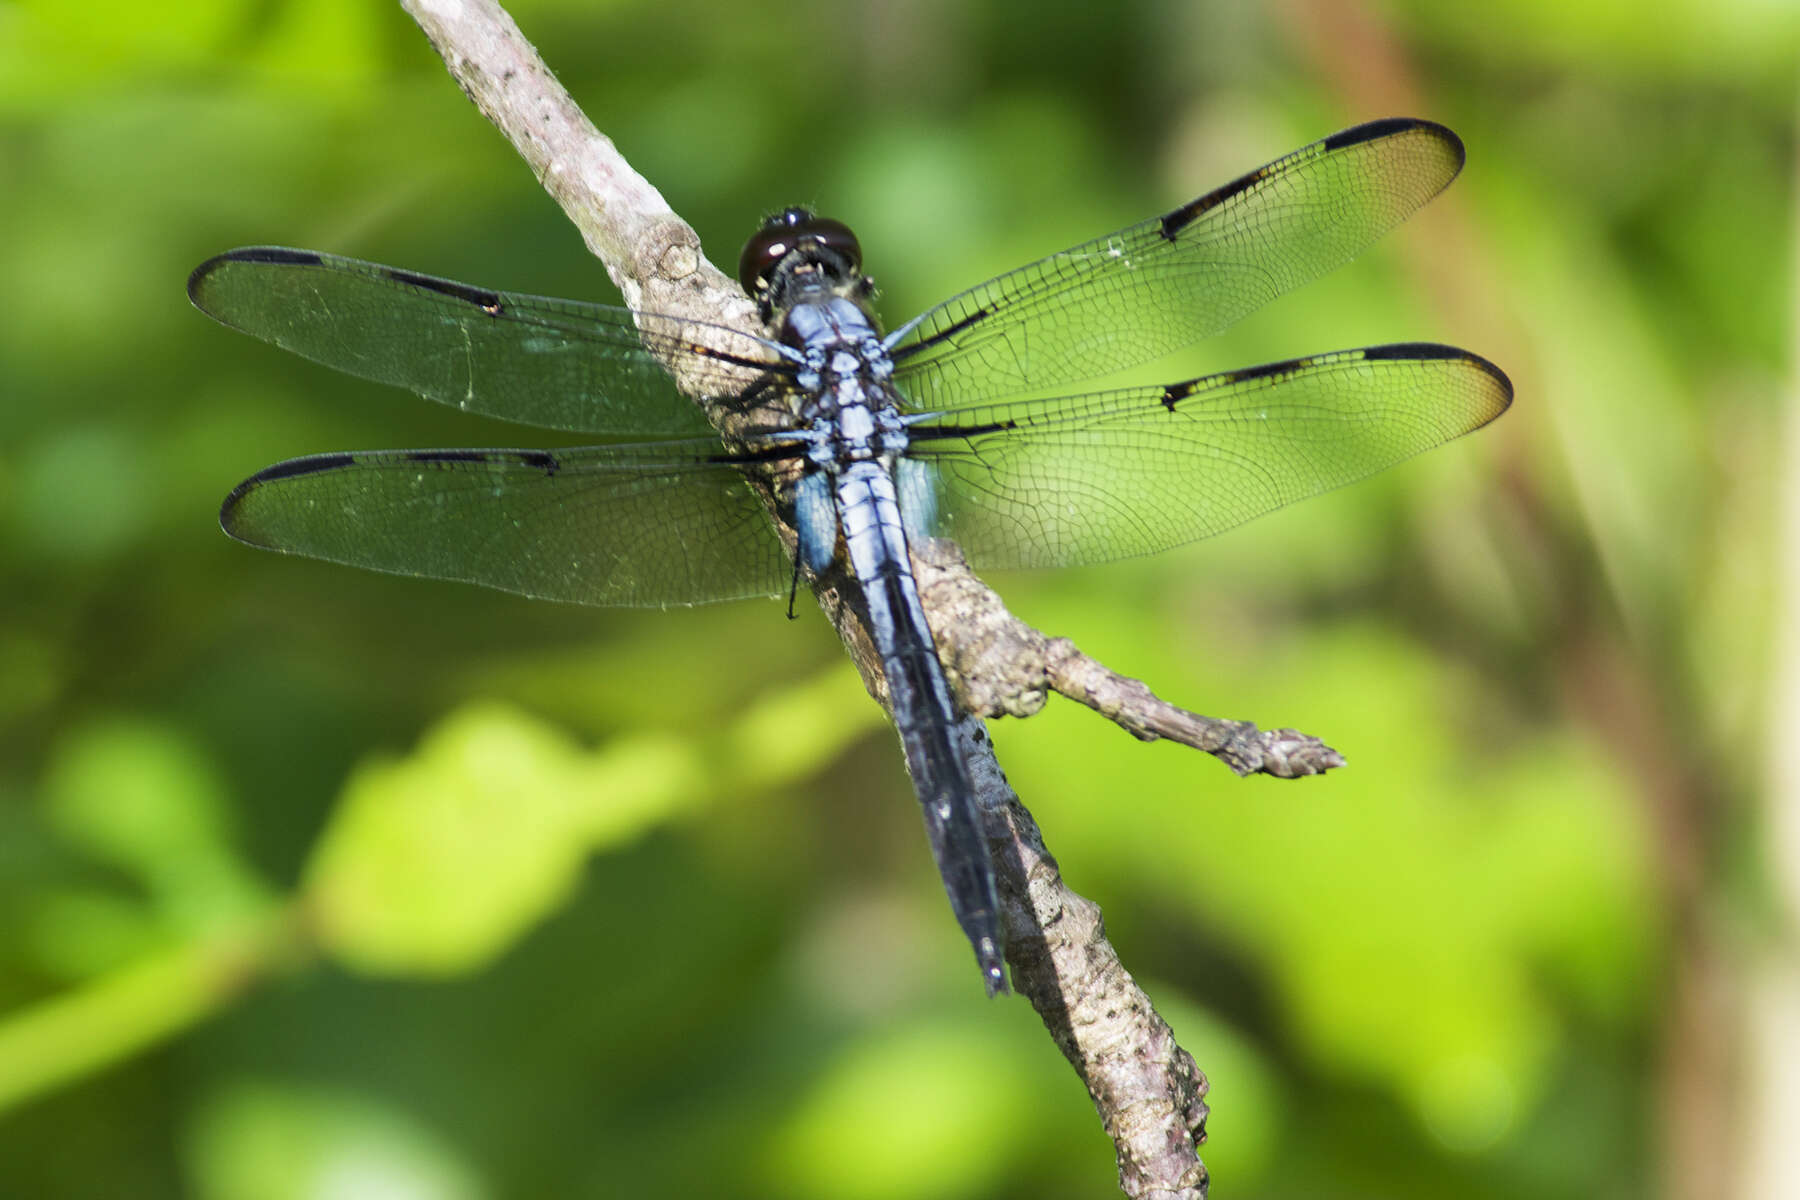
(889, 119, 1465, 408)
(189, 249, 786, 436)
(222, 441, 791, 607)
(904, 343, 1511, 569)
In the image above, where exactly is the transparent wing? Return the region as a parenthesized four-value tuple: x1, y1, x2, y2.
(189, 248, 789, 436)
(904, 344, 1511, 569)
(888, 118, 1465, 408)
(221, 442, 791, 608)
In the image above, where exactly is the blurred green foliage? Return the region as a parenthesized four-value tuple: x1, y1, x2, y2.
(0, 0, 1793, 1197)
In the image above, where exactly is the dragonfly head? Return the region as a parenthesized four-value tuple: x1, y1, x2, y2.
(739, 208, 867, 319)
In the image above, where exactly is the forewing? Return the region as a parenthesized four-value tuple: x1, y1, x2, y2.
(189, 248, 786, 436)
(905, 344, 1511, 569)
(221, 442, 790, 607)
(889, 119, 1465, 408)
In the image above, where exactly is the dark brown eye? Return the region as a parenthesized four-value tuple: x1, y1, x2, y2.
(801, 217, 861, 270)
(738, 209, 863, 294)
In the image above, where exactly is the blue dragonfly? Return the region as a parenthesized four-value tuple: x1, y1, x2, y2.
(191, 117, 1511, 995)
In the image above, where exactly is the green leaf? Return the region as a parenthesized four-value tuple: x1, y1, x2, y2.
(185, 1080, 487, 1200)
(39, 716, 272, 937)
(763, 1021, 1037, 1200)
(303, 701, 707, 975)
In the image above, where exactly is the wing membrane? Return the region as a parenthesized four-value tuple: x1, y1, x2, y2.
(221, 442, 791, 607)
(189, 248, 787, 436)
(905, 343, 1511, 569)
(889, 119, 1465, 408)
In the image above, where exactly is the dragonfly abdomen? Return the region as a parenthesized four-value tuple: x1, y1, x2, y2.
(835, 462, 1006, 994)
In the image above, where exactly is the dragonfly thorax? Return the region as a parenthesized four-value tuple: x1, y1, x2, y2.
(782, 292, 885, 360)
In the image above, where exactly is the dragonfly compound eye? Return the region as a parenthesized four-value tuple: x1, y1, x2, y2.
(738, 210, 863, 294)
(797, 216, 861, 272)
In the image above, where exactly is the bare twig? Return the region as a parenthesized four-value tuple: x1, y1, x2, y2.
(392, 2, 1356, 1194)
(973, 742, 1212, 1197)
(913, 539, 1343, 777)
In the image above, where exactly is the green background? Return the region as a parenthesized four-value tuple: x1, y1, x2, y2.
(0, 0, 1792, 1196)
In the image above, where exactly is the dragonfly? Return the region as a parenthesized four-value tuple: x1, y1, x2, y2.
(192, 116, 1511, 996)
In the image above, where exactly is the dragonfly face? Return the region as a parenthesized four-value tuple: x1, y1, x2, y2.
(738, 207, 866, 317)
(192, 117, 1512, 995)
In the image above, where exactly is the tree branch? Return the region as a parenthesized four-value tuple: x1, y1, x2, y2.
(913, 539, 1344, 778)
(394, 2, 1356, 1193)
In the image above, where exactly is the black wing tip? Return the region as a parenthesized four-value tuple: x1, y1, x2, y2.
(184, 248, 502, 310)
(187, 246, 324, 307)
(1159, 117, 1467, 242)
(244, 450, 359, 484)
(218, 491, 256, 542)
(381, 266, 504, 312)
(1362, 341, 1514, 416)
(1323, 116, 1465, 169)
(221, 448, 568, 537)
(220, 451, 359, 541)
(1175, 343, 1514, 424)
